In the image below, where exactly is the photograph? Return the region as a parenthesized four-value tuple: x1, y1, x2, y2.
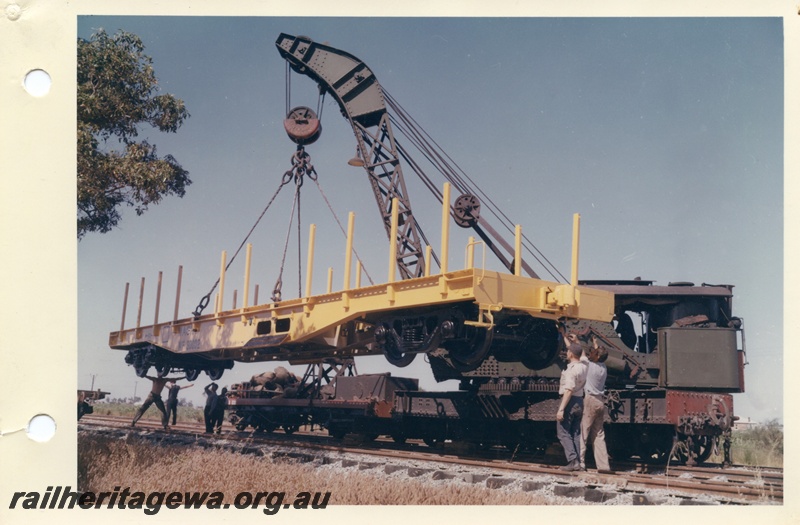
(1, 3, 793, 523)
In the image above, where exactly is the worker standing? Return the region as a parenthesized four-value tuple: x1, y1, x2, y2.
(213, 387, 228, 434)
(131, 376, 171, 429)
(164, 378, 192, 428)
(580, 338, 612, 472)
(556, 330, 588, 471)
(203, 383, 219, 433)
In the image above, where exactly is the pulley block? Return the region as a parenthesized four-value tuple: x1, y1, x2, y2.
(284, 106, 321, 145)
(453, 193, 481, 228)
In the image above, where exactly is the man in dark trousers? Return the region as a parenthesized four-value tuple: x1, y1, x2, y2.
(203, 383, 219, 433)
(213, 387, 228, 434)
(132, 375, 172, 429)
(556, 330, 588, 471)
(164, 378, 193, 428)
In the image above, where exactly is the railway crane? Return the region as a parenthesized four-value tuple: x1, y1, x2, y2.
(109, 34, 746, 466)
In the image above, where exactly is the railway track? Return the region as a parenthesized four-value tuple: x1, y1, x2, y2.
(79, 414, 782, 505)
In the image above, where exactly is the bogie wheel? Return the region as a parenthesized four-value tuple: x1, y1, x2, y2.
(206, 368, 224, 381)
(391, 434, 407, 445)
(385, 350, 416, 368)
(519, 321, 560, 371)
(155, 364, 171, 378)
(283, 424, 299, 435)
(256, 423, 276, 434)
(381, 329, 416, 368)
(329, 427, 346, 440)
(685, 435, 713, 464)
(185, 369, 200, 381)
(445, 326, 493, 372)
(134, 364, 149, 378)
(669, 435, 713, 466)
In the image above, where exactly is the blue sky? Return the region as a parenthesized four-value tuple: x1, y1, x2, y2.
(77, 17, 783, 422)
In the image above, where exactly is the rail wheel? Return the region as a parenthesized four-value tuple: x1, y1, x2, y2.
(283, 424, 299, 435)
(391, 434, 407, 444)
(155, 364, 171, 378)
(445, 326, 493, 372)
(519, 321, 559, 370)
(134, 363, 149, 378)
(377, 324, 417, 368)
(696, 436, 714, 463)
(206, 368, 224, 381)
(185, 369, 200, 381)
(256, 423, 276, 434)
(670, 435, 714, 466)
(384, 349, 416, 368)
(329, 427, 346, 440)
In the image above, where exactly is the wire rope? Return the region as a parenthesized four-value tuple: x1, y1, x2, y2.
(311, 177, 375, 286)
(384, 90, 567, 282)
(192, 178, 290, 316)
(272, 182, 301, 302)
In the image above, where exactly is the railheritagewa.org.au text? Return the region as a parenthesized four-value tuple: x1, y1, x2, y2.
(8, 486, 331, 515)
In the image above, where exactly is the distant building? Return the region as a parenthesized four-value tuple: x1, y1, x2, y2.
(733, 417, 756, 430)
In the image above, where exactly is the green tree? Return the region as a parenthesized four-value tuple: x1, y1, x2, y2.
(77, 29, 191, 239)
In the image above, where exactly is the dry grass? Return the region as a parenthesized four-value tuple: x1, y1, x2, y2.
(78, 433, 552, 505)
(708, 422, 783, 468)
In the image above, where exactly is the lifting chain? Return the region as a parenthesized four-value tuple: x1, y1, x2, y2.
(192, 146, 314, 317)
(281, 145, 318, 187)
(272, 146, 315, 303)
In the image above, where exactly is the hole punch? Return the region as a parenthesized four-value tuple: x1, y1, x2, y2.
(27, 414, 56, 442)
(24, 69, 51, 97)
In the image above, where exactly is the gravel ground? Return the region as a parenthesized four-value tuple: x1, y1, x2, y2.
(80, 425, 777, 505)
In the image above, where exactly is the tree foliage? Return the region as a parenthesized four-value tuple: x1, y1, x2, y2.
(77, 29, 191, 239)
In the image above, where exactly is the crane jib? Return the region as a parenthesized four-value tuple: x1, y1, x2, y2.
(277, 32, 426, 281)
(276, 33, 387, 128)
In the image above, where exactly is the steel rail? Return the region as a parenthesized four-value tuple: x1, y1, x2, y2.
(80, 414, 781, 504)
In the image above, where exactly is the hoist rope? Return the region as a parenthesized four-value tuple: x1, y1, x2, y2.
(353, 128, 437, 273)
(312, 177, 376, 286)
(192, 177, 290, 316)
(316, 89, 326, 121)
(384, 90, 568, 283)
(296, 183, 302, 298)
(272, 182, 301, 302)
(285, 62, 291, 116)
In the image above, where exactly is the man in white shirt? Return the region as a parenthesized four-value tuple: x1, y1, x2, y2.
(557, 332, 588, 471)
(580, 338, 612, 472)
